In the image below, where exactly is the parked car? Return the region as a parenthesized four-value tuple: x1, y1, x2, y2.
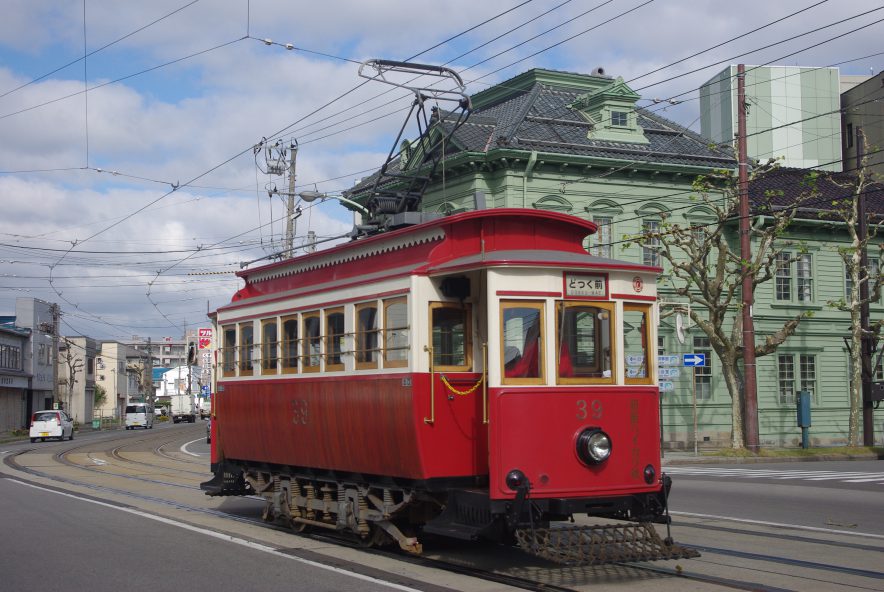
(29, 410, 74, 442)
(125, 404, 154, 430)
(206, 418, 211, 444)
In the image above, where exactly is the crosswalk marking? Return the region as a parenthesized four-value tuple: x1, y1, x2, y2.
(665, 466, 884, 485)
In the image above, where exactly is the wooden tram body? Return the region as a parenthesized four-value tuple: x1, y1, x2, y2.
(203, 208, 676, 557)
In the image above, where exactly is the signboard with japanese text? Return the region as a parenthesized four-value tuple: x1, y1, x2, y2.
(198, 328, 213, 350)
(564, 272, 608, 299)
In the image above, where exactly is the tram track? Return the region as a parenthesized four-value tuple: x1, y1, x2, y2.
(3, 434, 881, 592)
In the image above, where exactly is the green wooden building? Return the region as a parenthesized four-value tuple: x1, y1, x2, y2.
(348, 68, 884, 449)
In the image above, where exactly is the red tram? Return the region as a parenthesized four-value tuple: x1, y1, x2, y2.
(202, 207, 694, 564)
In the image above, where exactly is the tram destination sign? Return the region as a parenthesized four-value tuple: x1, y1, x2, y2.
(564, 273, 608, 298)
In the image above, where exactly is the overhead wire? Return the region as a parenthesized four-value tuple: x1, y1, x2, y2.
(10, 1, 880, 338)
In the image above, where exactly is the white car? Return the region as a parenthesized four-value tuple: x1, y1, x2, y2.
(125, 404, 154, 430)
(29, 410, 74, 442)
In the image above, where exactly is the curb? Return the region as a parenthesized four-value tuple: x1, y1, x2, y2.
(662, 452, 883, 465)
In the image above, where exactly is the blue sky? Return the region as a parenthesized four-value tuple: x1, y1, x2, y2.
(0, 0, 881, 340)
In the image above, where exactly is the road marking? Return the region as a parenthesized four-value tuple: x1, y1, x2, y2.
(7, 478, 423, 592)
(671, 511, 884, 540)
(180, 438, 205, 457)
(667, 466, 884, 484)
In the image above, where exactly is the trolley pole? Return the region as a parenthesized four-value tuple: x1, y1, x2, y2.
(737, 64, 760, 450)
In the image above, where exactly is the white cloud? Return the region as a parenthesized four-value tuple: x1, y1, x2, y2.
(1, 0, 882, 338)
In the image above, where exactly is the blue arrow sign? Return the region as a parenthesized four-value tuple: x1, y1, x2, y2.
(683, 353, 707, 367)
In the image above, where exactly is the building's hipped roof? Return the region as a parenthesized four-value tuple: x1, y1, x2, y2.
(749, 167, 884, 219)
(451, 72, 734, 167)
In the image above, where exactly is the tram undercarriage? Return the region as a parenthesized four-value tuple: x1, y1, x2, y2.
(201, 462, 699, 565)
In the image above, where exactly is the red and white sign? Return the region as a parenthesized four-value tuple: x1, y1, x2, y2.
(198, 328, 213, 350)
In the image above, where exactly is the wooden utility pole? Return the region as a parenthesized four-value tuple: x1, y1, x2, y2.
(737, 64, 759, 450)
(857, 128, 874, 446)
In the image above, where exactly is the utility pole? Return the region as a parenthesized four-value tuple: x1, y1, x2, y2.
(285, 141, 298, 259)
(737, 64, 759, 450)
(857, 128, 874, 446)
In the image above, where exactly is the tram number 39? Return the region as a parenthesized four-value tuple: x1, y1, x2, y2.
(576, 399, 602, 420)
(291, 399, 309, 425)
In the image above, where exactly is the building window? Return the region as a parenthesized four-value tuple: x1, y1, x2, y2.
(611, 110, 628, 127)
(846, 257, 880, 302)
(502, 301, 543, 384)
(775, 252, 792, 301)
(797, 253, 813, 302)
(799, 354, 817, 402)
(0, 344, 22, 370)
(261, 319, 278, 374)
(594, 216, 612, 258)
(642, 220, 661, 267)
(355, 302, 379, 370)
(846, 123, 853, 148)
(430, 302, 471, 371)
(694, 336, 712, 400)
(281, 316, 298, 374)
(238, 323, 254, 376)
(384, 298, 409, 368)
(778, 354, 796, 404)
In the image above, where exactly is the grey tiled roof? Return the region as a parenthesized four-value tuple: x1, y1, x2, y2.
(750, 167, 884, 218)
(348, 70, 735, 197)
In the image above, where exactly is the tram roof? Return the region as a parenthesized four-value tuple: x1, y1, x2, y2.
(221, 209, 658, 309)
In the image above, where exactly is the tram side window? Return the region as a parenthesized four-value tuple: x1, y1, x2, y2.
(556, 302, 614, 384)
(222, 326, 236, 377)
(623, 304, 653, 385)
(383, 298, 408, 368)
(239, 322, 254, 376)
(356, 302, 379, 369)
(501, 301, 544, 383)
(261, 319, 278, 374)
(281, 315, 298, 374)
(302, 312, 321, 372)
(430, 302, 471, 371)
(325, 307, 345, 371)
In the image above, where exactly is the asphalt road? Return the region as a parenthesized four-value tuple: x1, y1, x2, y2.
(666, 460, 884, 536)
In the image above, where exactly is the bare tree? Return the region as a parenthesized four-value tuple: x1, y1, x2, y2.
(824, 150, 883, 446)
(59, 343, 83, 412)
(630, 164, 814, 449)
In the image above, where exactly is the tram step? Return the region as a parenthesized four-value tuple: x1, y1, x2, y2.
(515, 522, 700, 566)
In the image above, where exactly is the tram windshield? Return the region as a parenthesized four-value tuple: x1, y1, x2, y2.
(556, 302, 614, 383)
(501, 301, 544, 383)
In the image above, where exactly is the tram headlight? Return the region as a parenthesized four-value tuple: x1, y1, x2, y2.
(576, 428, 612, 465)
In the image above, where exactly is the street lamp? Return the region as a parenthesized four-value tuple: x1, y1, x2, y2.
(298, 190, 369, 216)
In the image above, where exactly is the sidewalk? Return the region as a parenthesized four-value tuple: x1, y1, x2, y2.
(662, 447, 883, 465)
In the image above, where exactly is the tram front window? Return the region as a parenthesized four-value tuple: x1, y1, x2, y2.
(556, 302, 614, 383)
(501, 302, 544, 383)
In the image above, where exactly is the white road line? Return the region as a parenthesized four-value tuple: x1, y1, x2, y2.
(671, 511, 884, 540)
(7, 478, 423, 592)
(180, 438, 205, 457)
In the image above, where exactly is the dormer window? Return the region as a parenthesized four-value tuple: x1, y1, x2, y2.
(570, 76, 649, 144)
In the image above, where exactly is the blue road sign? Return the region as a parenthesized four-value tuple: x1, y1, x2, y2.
(201, 385, 210, 396)
(682, 353, 707, 367)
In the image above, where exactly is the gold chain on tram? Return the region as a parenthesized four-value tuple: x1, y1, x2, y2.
(440, 374, 484, 396)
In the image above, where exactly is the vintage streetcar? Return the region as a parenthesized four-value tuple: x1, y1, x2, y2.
(201, 207, 697, 565)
